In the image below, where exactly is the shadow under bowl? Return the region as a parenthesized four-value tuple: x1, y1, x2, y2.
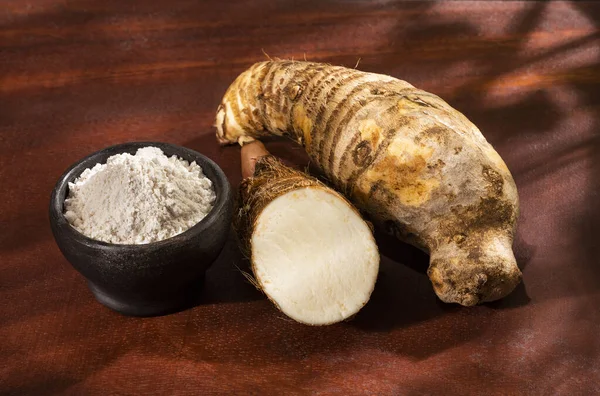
(49, 142, 233, 317)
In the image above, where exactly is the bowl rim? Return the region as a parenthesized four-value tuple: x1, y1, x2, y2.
(49, 141, 232, 253)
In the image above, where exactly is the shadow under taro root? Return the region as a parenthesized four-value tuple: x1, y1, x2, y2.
(349, 229, 452, 332)
(196, 229, 264, 306)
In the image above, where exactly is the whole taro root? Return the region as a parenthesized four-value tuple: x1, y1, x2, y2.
(215, 60, 521, 306)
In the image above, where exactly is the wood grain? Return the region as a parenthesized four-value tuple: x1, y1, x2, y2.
(1, 1, 599, 394)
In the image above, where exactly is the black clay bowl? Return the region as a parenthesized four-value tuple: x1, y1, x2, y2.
(50, 142, 233, 317)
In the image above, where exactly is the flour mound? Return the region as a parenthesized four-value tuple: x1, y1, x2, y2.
(64, 146, 216, 244)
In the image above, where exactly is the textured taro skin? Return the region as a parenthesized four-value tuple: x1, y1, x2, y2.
(215, 60, 521, 306)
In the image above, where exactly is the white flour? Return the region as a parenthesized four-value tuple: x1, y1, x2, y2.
(64, 147, 216, 244)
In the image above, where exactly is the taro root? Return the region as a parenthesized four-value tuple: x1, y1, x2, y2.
(216, 61, 521, 306)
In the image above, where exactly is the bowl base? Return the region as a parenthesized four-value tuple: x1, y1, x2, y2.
(87, 278, 205, 317)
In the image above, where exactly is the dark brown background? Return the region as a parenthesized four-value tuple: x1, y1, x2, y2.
(1, 1, 599, 394)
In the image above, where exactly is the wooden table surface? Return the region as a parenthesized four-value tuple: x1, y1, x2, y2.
(1, 1, 599, 394)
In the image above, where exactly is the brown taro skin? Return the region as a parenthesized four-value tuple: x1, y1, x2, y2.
(216, 60, 521, 306)
(240, 140, 270, 179)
